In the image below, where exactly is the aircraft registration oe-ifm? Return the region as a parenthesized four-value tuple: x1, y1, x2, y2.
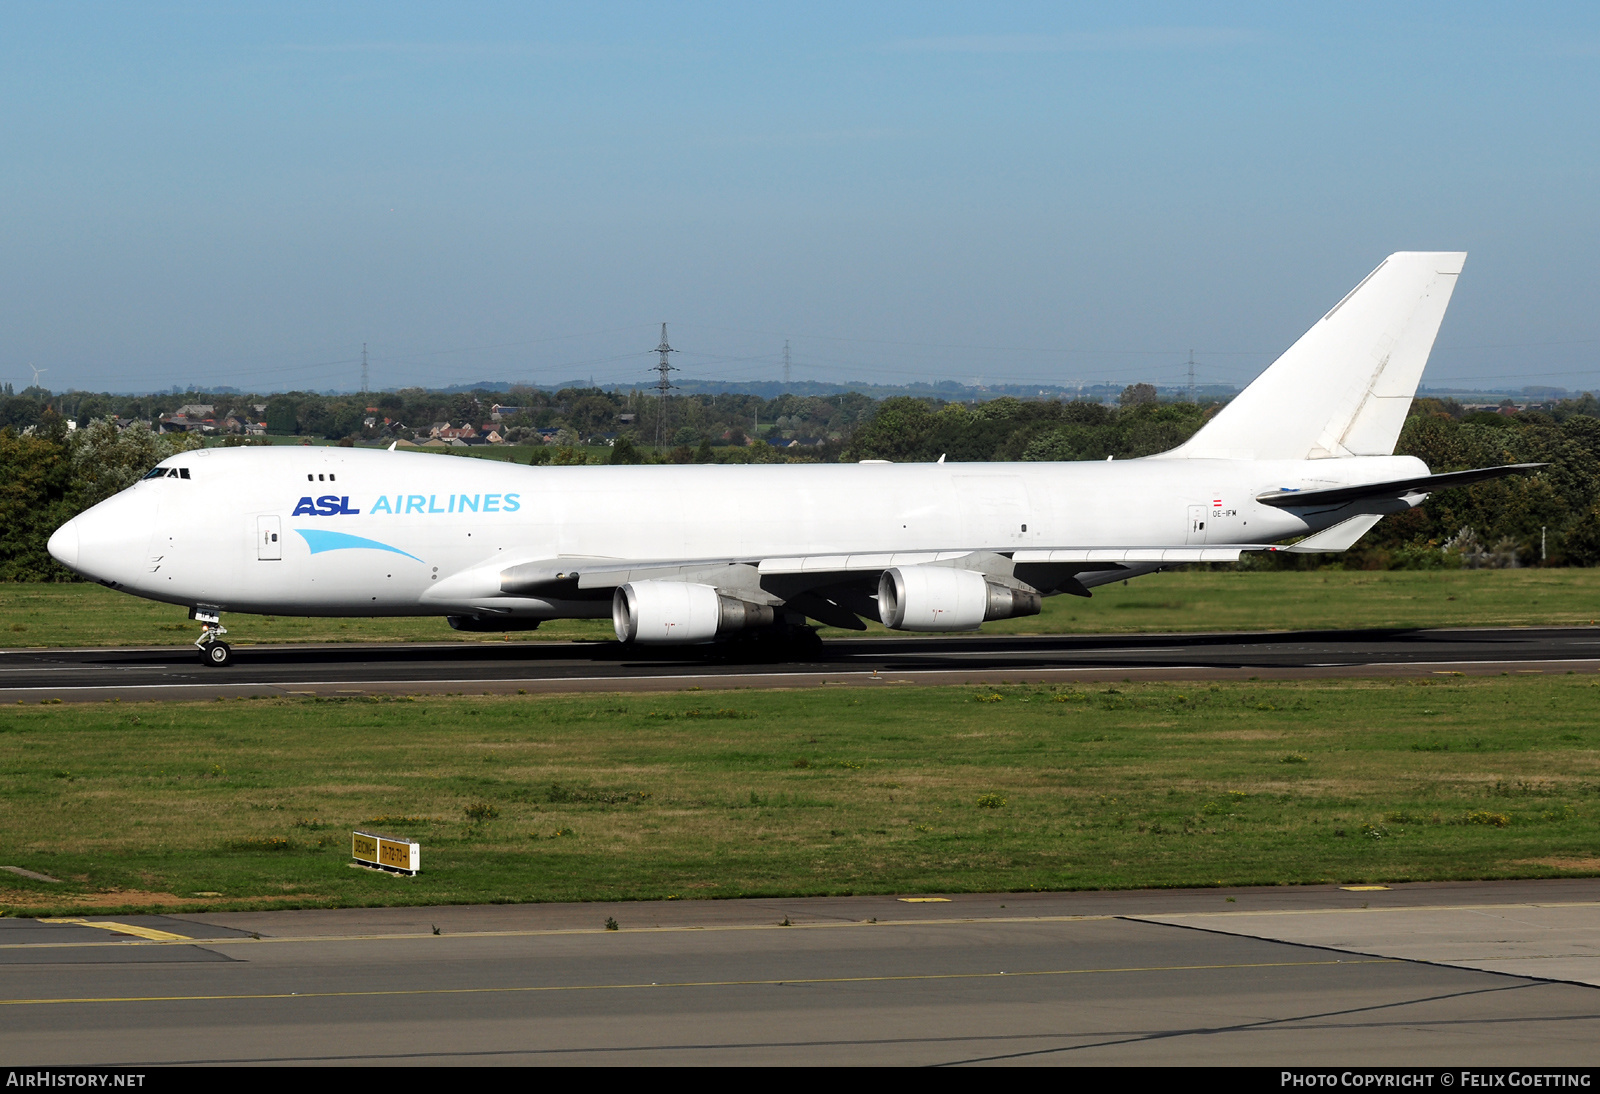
(48, 251, 1540, 667)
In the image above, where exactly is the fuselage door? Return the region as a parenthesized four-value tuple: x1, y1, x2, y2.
(257, 515, 282, 561)
(954, 474, 1034, 547)
(1186, 505, 1209, 545)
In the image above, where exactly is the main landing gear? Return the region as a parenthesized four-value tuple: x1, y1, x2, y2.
(190, 606, 232, 668)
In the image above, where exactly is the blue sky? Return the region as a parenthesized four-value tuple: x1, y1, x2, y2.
(3, 3, 1597, 394)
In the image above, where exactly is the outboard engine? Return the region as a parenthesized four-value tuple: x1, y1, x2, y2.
(613, 580, 776, 644)
(877, 566, 1041, 632)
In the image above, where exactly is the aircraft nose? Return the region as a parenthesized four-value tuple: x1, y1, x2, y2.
(53, 491, 157, 584)
(48, 519, 80, 569)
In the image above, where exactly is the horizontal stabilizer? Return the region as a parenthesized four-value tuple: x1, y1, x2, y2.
(1257, 463, 1544, 510)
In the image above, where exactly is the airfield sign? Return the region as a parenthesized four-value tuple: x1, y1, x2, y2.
(352, 830, 420, 875)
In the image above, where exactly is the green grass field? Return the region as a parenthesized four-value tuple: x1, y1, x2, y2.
(5, 569, 1600, 649)
(2, 677, 1596, 917)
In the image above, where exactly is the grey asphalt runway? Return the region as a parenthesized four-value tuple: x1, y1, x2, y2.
(3, 880, 1597, 1066)
(3, 626, 1599, 702)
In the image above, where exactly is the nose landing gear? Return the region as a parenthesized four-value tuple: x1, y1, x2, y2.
(190, 605, 232, 668)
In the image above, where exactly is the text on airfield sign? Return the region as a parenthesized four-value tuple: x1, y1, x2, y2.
(352, 830, 420, 875)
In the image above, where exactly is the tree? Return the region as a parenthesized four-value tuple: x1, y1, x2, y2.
(265, 398, 299, 435)
(1563, 506, 1600, 566)
(608, 435, 642, 465)
(69, 419, 200, 511)
(844, 397, 937, 461)
(0, 429, 74, 580)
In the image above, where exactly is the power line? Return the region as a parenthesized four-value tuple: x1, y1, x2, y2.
(653, 322, 677, 447)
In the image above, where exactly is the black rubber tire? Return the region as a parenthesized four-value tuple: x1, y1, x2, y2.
(202, 641, 232, 668)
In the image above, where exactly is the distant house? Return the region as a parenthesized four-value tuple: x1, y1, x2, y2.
(490, 404, 523, 421)
(174, 403, 215, 419)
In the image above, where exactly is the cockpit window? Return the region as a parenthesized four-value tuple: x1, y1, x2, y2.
(142, 467, 191, 480)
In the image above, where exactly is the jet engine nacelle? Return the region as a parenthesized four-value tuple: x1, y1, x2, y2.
(877, 566, 1042, 632)
(613, 580, 776, 644)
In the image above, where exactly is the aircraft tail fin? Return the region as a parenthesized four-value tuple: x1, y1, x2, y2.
(1161, 251, 1466, 461)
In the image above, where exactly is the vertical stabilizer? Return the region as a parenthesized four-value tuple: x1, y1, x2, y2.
(1160, 252, 1465, 460)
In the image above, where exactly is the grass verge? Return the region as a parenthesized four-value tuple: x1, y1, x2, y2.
(2, 676, 1597, 915)
(5, 569, 1600, 648)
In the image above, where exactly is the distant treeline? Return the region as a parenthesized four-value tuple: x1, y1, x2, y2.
(0, 384, 879, 451)
(4, 386, 1600, 581)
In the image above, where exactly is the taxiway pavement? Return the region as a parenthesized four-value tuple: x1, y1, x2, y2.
(2, 880, 1597, 1066)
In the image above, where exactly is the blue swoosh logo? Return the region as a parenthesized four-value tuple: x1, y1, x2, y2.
(295, 529, 424, 563)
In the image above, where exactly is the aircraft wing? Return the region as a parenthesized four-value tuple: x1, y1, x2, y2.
(476, 544, 1280, 629)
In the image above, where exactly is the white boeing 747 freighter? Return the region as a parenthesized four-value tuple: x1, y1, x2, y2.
(48, 252, 1537, 666)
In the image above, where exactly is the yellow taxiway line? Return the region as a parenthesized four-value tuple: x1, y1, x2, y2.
(36, 917, 193, 941)
(7, 900, 1595, 954)
(0, 957, 1396, 1007)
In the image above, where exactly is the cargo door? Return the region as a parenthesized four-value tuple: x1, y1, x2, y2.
(954, 475, 1033, 547)
(257, 515, 282, 560)
(1186, 505, 1210, 545)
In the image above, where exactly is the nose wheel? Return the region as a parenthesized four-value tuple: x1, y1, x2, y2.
(191, 607, 232, 668)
